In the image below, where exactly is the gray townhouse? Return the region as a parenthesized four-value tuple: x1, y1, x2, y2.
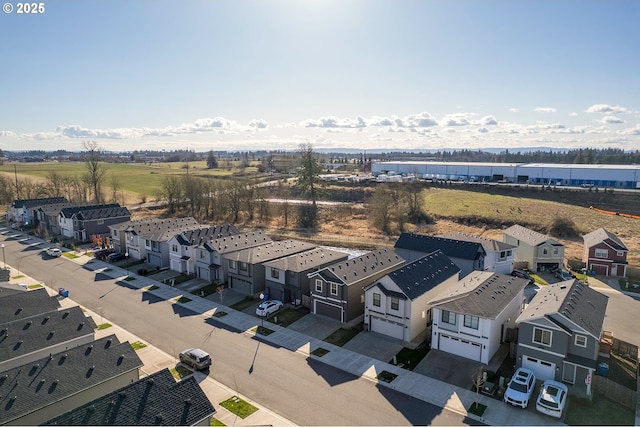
(263, 247, 349, 307)
(72, 205, 131, 242)
(438, 232, 517, 275)
(394, 232, 487, 278)
(168, 224, 240, 275)
(224, 239, 317, 296)
(195, 231, 273, 284)
(58, 204, 120, 239)
(7, 197, 67, 227)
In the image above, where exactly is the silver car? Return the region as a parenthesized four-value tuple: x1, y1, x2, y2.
(179, 348, 211, 371)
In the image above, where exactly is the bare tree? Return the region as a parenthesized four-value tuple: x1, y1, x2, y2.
(82, 141, 107, 203)
(471, 366, 486, 411)
(369, 184, 395, 234)
(295, 143, 324, 228)
(160, 175, 182, 214)
(46, 171, 65, 197)
(109, 173, 122, 204)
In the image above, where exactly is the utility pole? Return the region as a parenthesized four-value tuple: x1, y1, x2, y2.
(14, 164, 20, 199)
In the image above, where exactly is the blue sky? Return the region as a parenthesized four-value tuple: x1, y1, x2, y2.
(1, 0, 639, 152)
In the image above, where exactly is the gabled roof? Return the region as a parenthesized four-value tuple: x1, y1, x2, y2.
(310, 248, 405, 286)
(111, 218, 201, 242)
(44, 368, 215, 426)
(0, 306, 98, 364)
(262, 247, 349, 272)
(75, 206, 130, 221)
(502, 224, 563, 247)
(437, 232, 516, 253)
(394, 233, 486, 261)
(0, 335, 142, 426)
(373, 250, 460, 300)
(12, 197, 67, 209)
(0, 288, 61, 324)
(175, 224, 240, 246)
(60, 204, 120, 219)
(225, 239, 316, 264)
(36, 202, 86, 217)
(516, 280, 608, 339)
(430, 271, 529, 319)
(203, 231, 273, 255)
(583, 228, 628, 252)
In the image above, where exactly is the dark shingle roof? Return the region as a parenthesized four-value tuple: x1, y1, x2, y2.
(311, 248, 405, 286)
(43, 368, 215, 426)
(60, 204, 120, 219)
(37, 202, 86, 217)
(517, 280, 609, 339)
(0, 306, 98, 365)
(394, 233, 486, 261)
(262, 247, 348, 272)
(430, 272, 529, 319)
(203, 231, 273, 254)
(175, 224, 240, 246)
(75, 206, 130, 221)
(437, 232, 516, 253)
(13, 197, 67, 209)
(225, 239, 317, 263)
(0, 288, 61, 324)
(114, 218, 201, 242)
(382, 250, 460, 300)
(503, 224, 562, 246)
(583, 228, 628, 251)
(0, 335, 143, 425)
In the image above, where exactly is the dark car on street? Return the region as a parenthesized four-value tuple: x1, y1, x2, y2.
(108, 252, 127, 262)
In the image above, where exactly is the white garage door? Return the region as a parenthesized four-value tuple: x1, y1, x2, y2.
(523, 356, 556, 380)
(370, 316, 404, 340)
(439, 334, 482, 362)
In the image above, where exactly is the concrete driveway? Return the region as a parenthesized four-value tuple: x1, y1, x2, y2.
(414, 349, 484, 389)
(287, 312, 343, 340)
(342, 330, 406, 363)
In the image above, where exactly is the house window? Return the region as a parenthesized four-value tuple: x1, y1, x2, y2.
(145, 239, 151, 247)
(499, 250, 512, 259)
(199, 250, 205, 259)
(271, 268, 280, 279)
(391, 297, 399, 310)
(617, 250, 624, 257)
(228, 260, 237, 269)
(441, 310, 456, 325)
(595, 248, 608, 258)
(315, 279, 323, 293)
(464, 314, 479, 329)
(543, 248, 548, 255)
(373, 293, 381, 307)
(330, 283, 338, 296)
(533, 327, 552, 346)
(172, 244, 178, 252)
(97, 219, 104, 225)
(114, 230, 118, 237)
(239, 262, 248, 272)
(553, 248, 559, 255)
(575, 334, 587, 347)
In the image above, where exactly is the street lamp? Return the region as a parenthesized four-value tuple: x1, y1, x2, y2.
(259, 292, 265, 332)
(125, 251, 129, 276)
(1, 243, 5, 270)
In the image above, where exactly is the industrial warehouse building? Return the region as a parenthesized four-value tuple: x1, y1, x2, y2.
(371, 161, 640, 189)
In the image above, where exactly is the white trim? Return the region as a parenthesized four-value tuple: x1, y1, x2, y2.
(533, 326, 552, 347)
(574, 334, 587, 348)
(518, 342, 566, 358)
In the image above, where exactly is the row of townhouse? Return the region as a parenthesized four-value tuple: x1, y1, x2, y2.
(0, 285, 215, 426)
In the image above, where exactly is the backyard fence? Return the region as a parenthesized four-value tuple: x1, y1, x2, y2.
(592, 375, 637, 411)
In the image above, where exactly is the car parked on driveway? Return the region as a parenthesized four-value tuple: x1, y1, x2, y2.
(108, 252, 127, 262)
(46, 247, 62, 257)
(536, 380, 568, 418)
(555, 269, 573, 281)
(504, 367, 536, 408)
(179, 348, 211, 371)
(256, 300, 283, 317)
(511, 269, 533, 284)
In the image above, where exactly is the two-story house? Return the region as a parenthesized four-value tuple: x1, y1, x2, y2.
(58, 204, 120, 239)
(195, 231, 274, 284)
(168, 224, 240, 275)
(7, 197, 67, 227)
(308, 249, 405, 323)
(224, 239, 317, 296)
(438, 232, 516, 275)
(34, 202, 79, 237)
(363, 250, 460, 343)
(73, 205, 131, 242)
(394, 232, 486, 278)
(582, 228, 628, 277)
(502, 224, 564, 272)
(263, 247, 349, 307)
(430, 271, 529, 364)
(515, 280, 608, 385)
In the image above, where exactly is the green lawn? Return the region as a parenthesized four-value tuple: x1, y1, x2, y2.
(311, 347, 330, 357)
(174, 296, 192, 304)
(391, 347, 429, 371)
(375, 370, 398, 383)
(230, 296, 257, 311)
(61, 252, 79, 259)
(130, 341, 147, 350)
(265, 307, 307, 327)
(97, 323, 112, 330)
(219, 396, 258, 419)
(170, 365, 193, 380)
(564, 395, 634, 425)
(210, 418, 226, 426)
(323, 327, 361, 347)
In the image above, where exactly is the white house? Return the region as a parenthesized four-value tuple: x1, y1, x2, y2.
(363, 250, 461, 343)
(430, 271, 529, 364)
(502, 224, 564, 272)
(438, 232, 516, 274)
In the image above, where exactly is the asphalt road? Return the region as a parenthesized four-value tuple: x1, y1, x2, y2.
(1, 235, 479, 426)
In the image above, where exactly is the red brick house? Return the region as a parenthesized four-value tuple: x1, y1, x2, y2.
(582, 228, 628, 277)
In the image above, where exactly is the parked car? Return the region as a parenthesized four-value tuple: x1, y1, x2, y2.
(108, 252, 127, 262)
(511, 269, 534, 285)
(46, 247, 62, 257)
(504, 368, 536, 408)
(93, 248, 114, 260)
(256, 300, 283, 317)
(179, 348, 211, 371)
(555, 269, 573, 281)
(536, 380, 568, 418)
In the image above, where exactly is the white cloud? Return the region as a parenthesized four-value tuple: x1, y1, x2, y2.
(480, 115, 498, 125)
(585, 104, 630, 114)
(248, 119, 269, 129)
(508, 107, 520, 113)
(569, 112, 578, 117)
(56, 125, 137, 139)
(601, 115, 625, 124)
(619, 124, 640, 135)
(400, 112, 439, 127)
(535, 107, 557, 113)
(477, 127, 489, 133)
(0, 131, 17, 137)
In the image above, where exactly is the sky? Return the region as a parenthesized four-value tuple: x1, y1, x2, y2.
(1, 0, 639, 153)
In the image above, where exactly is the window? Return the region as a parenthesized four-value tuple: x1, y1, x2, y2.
(617, 250, 624, 257)
(575, 334, 587, 347)
(271, 268, 280, 279)
(441, 310, 456, 325)
(543, 248, 548, 255)
(533, 327, 552, 346)
(391, 297, 399, 310)
(145, 239, 151, 247)
(97, 219, 104, 225)
(373, 293, 381, 307)
(114, 230, 118, 237)
(199, 250, 205, 259)
(172, 244, 178, 252)
(499, 250, 512, 259)
(595, 248, 608, 258)
(330, 283, 338, 296)
(464, 314, 479, 329)
(553, 248, 559, 255)
(289, 270, 296, 278)
(228, 260, 237, 269)
(315, 279, 322, 293)
(239, 262, 248, 271)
